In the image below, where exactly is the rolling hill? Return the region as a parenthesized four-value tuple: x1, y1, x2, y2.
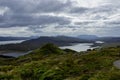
(0, 36, 31, 41)
(0, 43, 120, 80)
(77, 35, 99, 40)
(0, 36, 93, 51)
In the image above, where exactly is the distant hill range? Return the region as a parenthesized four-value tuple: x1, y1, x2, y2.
(0, 36, 93, 51)
(0, 36, 32, 41)
(0, 35, 120, 51)
(77, 35, 120, 43)
(77, 35, 99, 40)
(97, 37, 120, 43)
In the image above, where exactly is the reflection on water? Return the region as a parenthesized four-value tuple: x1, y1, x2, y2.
(60, 43, 96, 52)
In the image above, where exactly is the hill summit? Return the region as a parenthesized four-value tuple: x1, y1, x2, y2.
(34, 43, 64, 55)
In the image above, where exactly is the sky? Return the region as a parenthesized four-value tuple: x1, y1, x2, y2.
(0, 0, 120, 37)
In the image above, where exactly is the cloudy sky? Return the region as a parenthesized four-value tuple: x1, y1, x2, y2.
(0, 0, 120, 37)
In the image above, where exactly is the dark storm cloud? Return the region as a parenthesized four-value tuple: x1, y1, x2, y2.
(0, 0, 71, 28)
(106, 21, 120, 25)
(70, 7, 89, 13)
(0, 0, 115, 28)
(0, 0, 119, 37)
(0, 0, 71, 13)
(74, 21, 95, 25)
(0, 14, 70, 27)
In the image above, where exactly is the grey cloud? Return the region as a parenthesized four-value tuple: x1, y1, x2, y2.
(0, 14, 71, 27)
(74, 21, 95, 25)
(106, 21, 120, 25)
(0, 0, 71, 13)
(26, 26, 44, 33)
(0, 0, 71, 28)
(70, 7, 89, 13)
(0, 0, 119, 37)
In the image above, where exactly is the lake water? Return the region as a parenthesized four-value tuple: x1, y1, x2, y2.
(95, 41, 104, 44)
(60, 43, 97, 52)
(0, 40, 27, 57)
(0, 40, 100, 57)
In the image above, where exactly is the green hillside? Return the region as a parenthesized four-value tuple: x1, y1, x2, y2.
(0, 44, 120, 80)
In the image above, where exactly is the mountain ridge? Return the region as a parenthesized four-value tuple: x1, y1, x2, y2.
(0, 36, 93, 51)
(0, 36, 32, 41)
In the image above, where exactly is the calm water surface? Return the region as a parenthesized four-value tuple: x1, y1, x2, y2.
(0, 41, 100, 57)
(60, 43, 96, 52)
(0, 40, 26, 57)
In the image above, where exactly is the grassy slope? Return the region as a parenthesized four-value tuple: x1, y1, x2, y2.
(0, 44, 120, 80)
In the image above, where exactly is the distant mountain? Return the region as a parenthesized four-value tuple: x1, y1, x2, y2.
(33, 43, 64, 55)
(77, 35, 99, 40)
(0, 36, 32, 41)
(98, 37, 120, 43)
(0, 36, 93, 51)
(77, 35, 120, 43)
